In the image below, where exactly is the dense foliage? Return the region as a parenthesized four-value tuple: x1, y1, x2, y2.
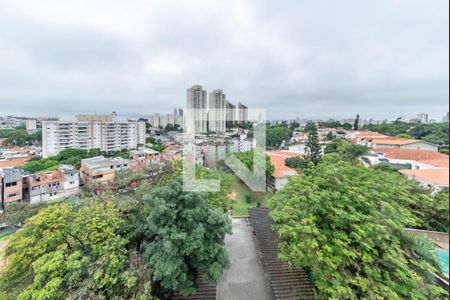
(0, 162, 233, 299)
(0, 129, 41, 146)
(285, 156, 307, 170)
(234, 149, 275, 185)
(324, 140, 368, 162)
(0, 202, 48, 227)
(364, 121, 449, 145)
(0, 200, 135, 299)
(269, 155, 447, 299)
(266, 125, 293, 148)
(143, 178, 231, 296)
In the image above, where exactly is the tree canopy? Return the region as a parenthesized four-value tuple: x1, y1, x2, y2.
(305, 124, 322, 165)
(142, 178, 231, 296)
(0, 200, 135, 300)
(364, 121, 449, 145)
(266, 126, 293, 148)
(285, 156, 307, 170)
(234, 149, 275, 186)
(0, 163, 234, 299)
(269, 154, 447, 299)
(0, 129, 41, 147)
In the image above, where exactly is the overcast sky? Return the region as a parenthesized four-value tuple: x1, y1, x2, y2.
(0, 0, 448, 120)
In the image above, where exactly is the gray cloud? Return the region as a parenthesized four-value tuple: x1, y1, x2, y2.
(0, 0, 448, 120)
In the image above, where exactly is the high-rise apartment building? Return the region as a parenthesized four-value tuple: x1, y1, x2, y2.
(26, 119, 37, 134)
(208, 89, 227, 133)
(417, 113, 429, 124)
(150, 113, 161, 128)
(237, 102, 248, 124)
(226, 101, 236, 123)
(443, 112, 449, 123)
(42, 114, 146, 158)
(186, 85, 208, 133)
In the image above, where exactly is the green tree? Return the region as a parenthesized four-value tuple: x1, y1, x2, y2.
(285, 156, 307, 170)
(266, 126, 293, 148)
(342, 144, 368, 162)
(269, 156, 446, 299)
(0, 202, 48, 227)
(235, 149, 275, 186)
(396, 133, 414, 139)
(0, 201, 133, 299)
(342, 122, 353, 130)
(142, 178, 231, 296)
(406, 187, 449, 232)
(305, 125, 322, 165)
(353, 114, 360, 130)
(195, 166, 236, 211)
(325, 131, 334, 141)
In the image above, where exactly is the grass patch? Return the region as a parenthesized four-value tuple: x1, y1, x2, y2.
(231, 179, 271, 216)
(0, 231, 14, 242)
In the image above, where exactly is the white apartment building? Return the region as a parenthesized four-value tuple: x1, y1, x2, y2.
(208, 89, 227, 133)
(237, 102, 248, 124)
(26, 119, 37, 133)
(226, 101, 236, 123)
(42, 115, 146, 158)
(417, 113, 429, 124)
(186, 85, 208, 134)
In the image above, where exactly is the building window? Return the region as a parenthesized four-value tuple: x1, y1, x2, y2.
(5, 182, 17, 187)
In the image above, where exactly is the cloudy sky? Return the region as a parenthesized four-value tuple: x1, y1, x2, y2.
(0, 0, 448, 120)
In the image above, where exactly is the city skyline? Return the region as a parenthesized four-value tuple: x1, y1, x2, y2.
(0, 1, 448, 120)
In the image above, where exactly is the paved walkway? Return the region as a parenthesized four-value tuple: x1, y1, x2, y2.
(217, 218, 272, 300)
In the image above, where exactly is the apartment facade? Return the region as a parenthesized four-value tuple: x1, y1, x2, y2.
(42, 115, 146, 157)
(28, 170, 65, 204)
(226, 101, 236, 123)
(186, 85, 208, 134)
(130, 149, 161, 170)
(0, 169, 23, 208)
(417, 113, 429, 124)
(208, 89, 227, 133)
(237, 102, 248, 124)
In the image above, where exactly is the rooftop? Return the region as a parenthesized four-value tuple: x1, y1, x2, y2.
(375, 148, 449, 168)
(268, 151, 303, 178)
(400, 169, 449, 187)
(82, 156, 132, 168)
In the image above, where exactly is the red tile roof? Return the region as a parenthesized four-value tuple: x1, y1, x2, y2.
(375, 148, 449, 168)
(366, 137, 420, 145)
(356, 132, 388, 139)
(0, 156, 31, 169)
(268, 151, 303, 178)
(400, 169, 449, 187)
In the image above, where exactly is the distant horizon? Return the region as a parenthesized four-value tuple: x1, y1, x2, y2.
(1, 110, 448, 123)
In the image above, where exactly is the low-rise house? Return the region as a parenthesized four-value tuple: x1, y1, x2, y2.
(362, 148, 449, 190)
(0, 169, 23, 208)
(59, 164, 80, 197)
(399, 169, 449, 190)
(370, 148, 449, 170)
(162, 145, 183, 161)
(80, 156, 136, 186)
(268, 151, 304, 190)
(131, 149, 161, 169)
(28, 170, 64, 204)
(357, 137, 438, 151)
(0, 146, 37, 169)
